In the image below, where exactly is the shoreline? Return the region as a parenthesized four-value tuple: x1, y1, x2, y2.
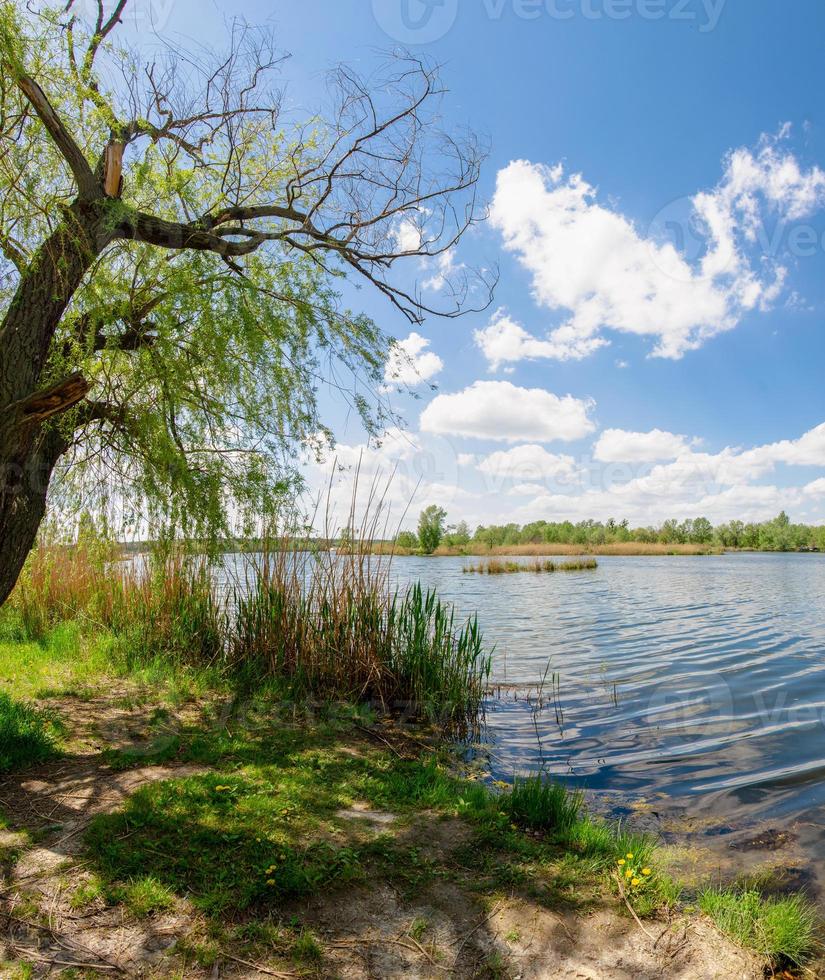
(2, 550, 822, 975)
(0, 639, 805, 978)
(115, 541, 825, 559)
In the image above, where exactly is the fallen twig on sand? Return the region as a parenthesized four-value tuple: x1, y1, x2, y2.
(615, 874, 657, 942)
(221, 951, 296, 978)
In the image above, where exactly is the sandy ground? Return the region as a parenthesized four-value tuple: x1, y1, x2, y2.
(0, 694, 770, 978)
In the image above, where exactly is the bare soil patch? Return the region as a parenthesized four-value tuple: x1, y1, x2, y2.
(0, 687, 771, 978)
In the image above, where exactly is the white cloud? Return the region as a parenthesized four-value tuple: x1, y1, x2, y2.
(423, 248, 463, 291)
(393, 216, 423, 253)
(383, 332, 443, 389)
(508, 482, 548, 496)
(486, 133, 825, 364)
(477, 444, 581, 484)
(804, 478, 825, 496)
(593, 428, 695, 463)
(763, 423, 825, 467)
(302, 426, 470, 532)
(474, 309, 574, 371)
(503, 421, 825, 525)
(298, 420, 825, 534)
(419, 381, 596, 443)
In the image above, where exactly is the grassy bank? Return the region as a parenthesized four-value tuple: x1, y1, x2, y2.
(0, 542, 820, 975)
(0, 691, 61, 774)
(6, 541, 491, 732)
(0, 612, 820, 976)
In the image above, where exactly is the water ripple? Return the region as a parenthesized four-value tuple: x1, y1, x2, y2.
(390, 554, 825, 835)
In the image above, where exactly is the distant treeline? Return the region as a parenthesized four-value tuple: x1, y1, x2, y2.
(419, 512, 823, 553)
(115, 512, 822, 556)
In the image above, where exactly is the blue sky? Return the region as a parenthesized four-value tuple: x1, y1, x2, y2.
(131, 0, 825, 529)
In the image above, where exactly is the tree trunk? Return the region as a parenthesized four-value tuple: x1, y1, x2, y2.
(0, 428, 70, 606)
(0, 199, 112, 606)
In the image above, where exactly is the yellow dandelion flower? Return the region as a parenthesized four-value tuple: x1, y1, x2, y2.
(642, 868, 651, 876)
(624, 869, 633, 878)
(632, 878, 641, 887)
(626, 853, 634, 859)
(266, 879, 276, 886)
(617, 859, 626, 866)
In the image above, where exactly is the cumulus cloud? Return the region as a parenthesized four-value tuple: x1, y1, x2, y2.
(419, 381, 596, 443)
(383, 332, 443, 389)
(299, 420, 825, 532)
(508, 482, 549, 496)
(474, 310, 573, 371)
(507, 421, 825, 525)
(485, 132, 825, 365)
(477, 444, 581, 485)
(804, 478, 825, 496)
(593, 428, 695, 463)
(423, 248, 463, 291)
(393, 215, 423, 253)
(515, 481, 803, 526)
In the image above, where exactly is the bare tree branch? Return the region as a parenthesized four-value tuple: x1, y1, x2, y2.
(14, 74, 98, 199)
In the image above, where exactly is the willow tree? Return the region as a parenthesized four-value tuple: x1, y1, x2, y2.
(0, 1, 487, 604)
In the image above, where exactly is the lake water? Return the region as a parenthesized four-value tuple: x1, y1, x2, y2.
(386, 553, 825, 890)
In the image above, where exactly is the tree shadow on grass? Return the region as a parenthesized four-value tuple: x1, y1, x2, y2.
(0, 717, 767, 979)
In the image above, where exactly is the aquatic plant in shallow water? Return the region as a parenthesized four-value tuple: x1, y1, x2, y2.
(463, 558, 599, 575)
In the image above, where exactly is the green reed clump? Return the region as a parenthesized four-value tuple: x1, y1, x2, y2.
(463, 558, 598, 575)
(388, 582, 490, 721)
(112, 555, 227, 669)
(698, 887, 817, 966)
(503, 773, 583, 835)
(230, 547, 490, 726)
(8, 533, 226, 668)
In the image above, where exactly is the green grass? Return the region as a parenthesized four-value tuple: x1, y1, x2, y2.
(0, 691, 60, 773)
(0, 616, 111, 700)
(0, 603, 818, 973)
(698, 886, 818, 966)
(82, 704, 681, 927)
(85, 731, 395, 915)
(84, 725, 496, 916)
(504, 774, 583, 834)
(109, 876, 177, 918)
